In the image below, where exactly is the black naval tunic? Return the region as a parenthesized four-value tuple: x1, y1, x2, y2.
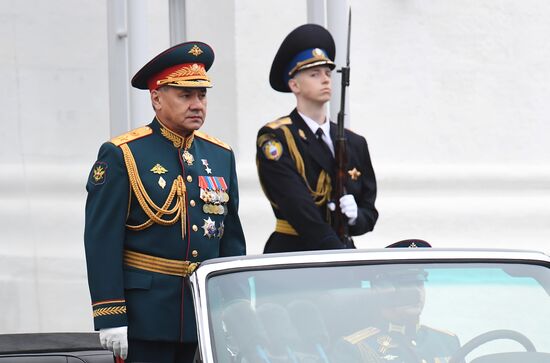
(256, 109, 378, 253)
(333, 323, 460, 363)
(84, 118, 246, 343)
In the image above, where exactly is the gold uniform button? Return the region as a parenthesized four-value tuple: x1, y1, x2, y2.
(190, 200, 196, 207)
(192, 250, 199, 257)
(187, 175, 193, 182)
(192, 225, 198, 232)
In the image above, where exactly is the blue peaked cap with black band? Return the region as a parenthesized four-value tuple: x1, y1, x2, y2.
(269, 24, 336, 93)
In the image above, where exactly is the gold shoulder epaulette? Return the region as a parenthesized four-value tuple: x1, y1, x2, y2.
(344, 327, 380, 345)
(422, 325, 457, 337)
(265, 117, 292, 129)
(110, 126, 152, 147)
(194, 130, 231, 150)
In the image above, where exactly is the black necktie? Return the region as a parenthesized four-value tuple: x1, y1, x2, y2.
(315, 128, 334, 159)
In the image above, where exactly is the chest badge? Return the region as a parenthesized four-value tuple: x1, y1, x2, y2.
(182, 150, 194, 165)
(217, 221, 225, 239)
(202, 217, 217, 238)
(377, 336, 396, 354)
(348, 167, 362, 181)
(158, 176, 166, 189)
(201, 159, 212, 174)
(150, 164, 168, 174)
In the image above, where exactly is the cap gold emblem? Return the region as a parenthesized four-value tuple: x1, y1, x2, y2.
(189, 45, 203, 57)
(312, 48, 324, 58)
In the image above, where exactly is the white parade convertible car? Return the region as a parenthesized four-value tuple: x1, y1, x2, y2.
(1, 247, 549, 363)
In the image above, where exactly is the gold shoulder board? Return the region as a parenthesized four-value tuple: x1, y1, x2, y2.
(265, 117, 292, 129)
(344, 327, 380, 345)
(110, 126, 153, 147)
(194, 131, 231, 150)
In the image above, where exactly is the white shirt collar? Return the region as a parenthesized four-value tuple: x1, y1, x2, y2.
(298, 112, 331, 137)
(298, 111, 334, 155)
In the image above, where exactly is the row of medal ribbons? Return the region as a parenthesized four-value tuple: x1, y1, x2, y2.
(198, 176, 229, 215)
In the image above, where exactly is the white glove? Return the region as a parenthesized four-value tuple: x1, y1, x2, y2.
(100, 326, 128, 360)
(339, 194, 358, 225)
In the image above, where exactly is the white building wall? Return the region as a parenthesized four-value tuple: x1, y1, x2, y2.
(0, 0, 549, 333)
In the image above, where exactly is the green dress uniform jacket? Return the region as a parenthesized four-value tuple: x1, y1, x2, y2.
(256, 109, 378, 252)
(334, 323, 460, 363)
(84, 118, 245, 343)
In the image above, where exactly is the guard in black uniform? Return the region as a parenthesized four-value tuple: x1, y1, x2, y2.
(84, 41, 246, 362)
(256, 24, 378, 253)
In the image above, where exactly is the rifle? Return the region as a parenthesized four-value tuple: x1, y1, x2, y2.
(334, 8, 353, 247)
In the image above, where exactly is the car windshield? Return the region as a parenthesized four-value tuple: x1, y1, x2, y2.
(205, 262, 550, 363)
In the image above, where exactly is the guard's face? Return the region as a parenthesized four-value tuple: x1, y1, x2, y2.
(289, 65, 332, 104)
(152, 86, 207, 135)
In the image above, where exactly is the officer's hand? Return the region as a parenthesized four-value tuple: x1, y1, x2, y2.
(339, 195, 358, 225)
(99, 326, 128, 360)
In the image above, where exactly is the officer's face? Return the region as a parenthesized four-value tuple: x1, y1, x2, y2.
(377, 280, 426, 323)
(152, 86, 207, 136)
(289, 66, 332, 104)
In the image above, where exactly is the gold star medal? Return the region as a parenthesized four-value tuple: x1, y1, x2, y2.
(201, 159, 212, 174)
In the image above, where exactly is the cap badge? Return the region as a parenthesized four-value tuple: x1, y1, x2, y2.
(150, 163, 168, 174)
(312, 48, 325, 58)
(189, 45, 203, 57)
(348, 167, 362, 181)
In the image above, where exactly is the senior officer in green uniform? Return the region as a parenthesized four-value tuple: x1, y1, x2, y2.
(256, 24, 378, 253)
(332, 241, 460, 363)
(84, 41, 246, 362)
